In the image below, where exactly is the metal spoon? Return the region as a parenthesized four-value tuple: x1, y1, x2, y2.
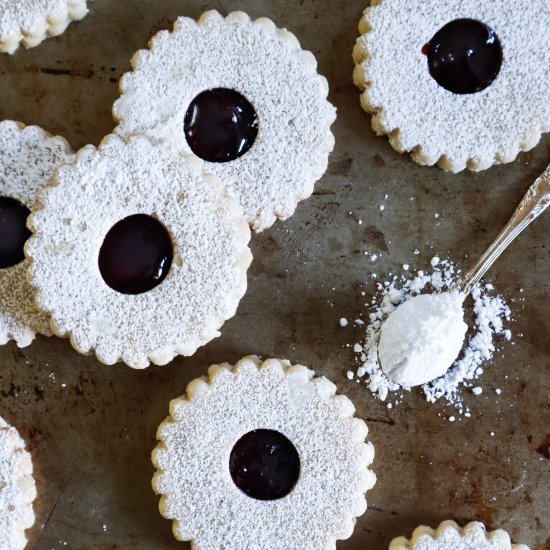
(379, 163, 550, 387)
(457, 163, 550, 295)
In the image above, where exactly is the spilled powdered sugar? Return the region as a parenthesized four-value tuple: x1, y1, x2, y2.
(349, 258, 511, 413)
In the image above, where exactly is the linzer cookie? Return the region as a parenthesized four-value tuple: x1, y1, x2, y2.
(390, 520, 529, 550)
(0, 120, 73, 347)
(113, 10, 336, 231)
(152, 356, 376, 549)
(26, 134, 252, 368)
(0, 417, 36, 550)
(0, 0, 88, 54)
(353, 0, 550, 172)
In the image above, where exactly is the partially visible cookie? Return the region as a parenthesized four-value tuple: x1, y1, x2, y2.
(26, 134, 252, 368)
(114, 10, 336, 231)
(390, 520, 529, 550)
(0, 0, 88, 54)
(0, 417, 36, 550)
(0, 120, 73, 348)
(152, 356, 376, 549)
(353, 0, 550, 172)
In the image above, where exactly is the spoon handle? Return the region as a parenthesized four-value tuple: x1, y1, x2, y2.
(459, 163, 550, 296)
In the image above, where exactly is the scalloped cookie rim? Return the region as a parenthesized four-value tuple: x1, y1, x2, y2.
(0, 0, 88, 54)
(0, 416, 37, 550)
(389, 520, 529, 550)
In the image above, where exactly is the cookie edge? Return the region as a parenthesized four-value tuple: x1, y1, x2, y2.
(0, 0, 88, 54)
(389, 520, 530, 550)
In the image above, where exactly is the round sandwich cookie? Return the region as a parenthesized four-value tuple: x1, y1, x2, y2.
(0, 0, 88, 54)
(353, 0, 550, 172)
(0, 416, 37, 550)
(390, 520, 529, 550)
(26, 134, 252, 368)
(113, 10, 336, 231)
(0, 120, 73, 348)
(152, 356, 376, 550)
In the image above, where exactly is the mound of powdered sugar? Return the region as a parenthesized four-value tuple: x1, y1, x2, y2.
(378, 291, 468, 387)
(347, 258, 511, 413)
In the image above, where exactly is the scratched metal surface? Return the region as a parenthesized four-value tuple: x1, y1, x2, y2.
(0, 1, 548, 549)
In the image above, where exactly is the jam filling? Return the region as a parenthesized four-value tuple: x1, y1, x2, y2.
(98, 214, 173, 295)
(0, 197, 31, 269)
(184, 88, 258, 163)
(229, 429, 300, 501)
(424, 18, 503, 94)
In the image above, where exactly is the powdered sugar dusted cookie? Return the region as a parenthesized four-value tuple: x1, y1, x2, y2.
(390, 520, 529, 550)
(0, 417, 37, 550)
(114, 10, 336, 231)
(152, 356, 376, 549)
(0, 0, 88, 54)
(26, 134, 252, 368)
(0, 120, 73, 347)
(353, 1, 550, 172)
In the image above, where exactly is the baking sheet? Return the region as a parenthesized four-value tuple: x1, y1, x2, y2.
(0, 1, 548, 548)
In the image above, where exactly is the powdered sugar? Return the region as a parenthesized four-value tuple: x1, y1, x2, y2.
(153, 356, 376, 550)
(0, 120, 73, 347)
(353, 0, 550, 172)
(378, 291, 467, 387)
(0, 0, 88, 54)
(0, 417, 36, 550)
(114, 10, 336, 231)
(389, 520, 528, 550)
(26, 134, 252, 368)
(349, 258, 511, 411)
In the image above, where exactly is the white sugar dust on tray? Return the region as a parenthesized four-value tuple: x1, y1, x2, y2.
(349, 258, 512, 414)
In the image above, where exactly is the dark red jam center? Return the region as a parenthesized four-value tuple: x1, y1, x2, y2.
(98, 214, 173, 295)
(229, 429, 300, 501)
(0, 197, 31, 269)
(184, 88, 258, 163)
(424, 18, 503, 95)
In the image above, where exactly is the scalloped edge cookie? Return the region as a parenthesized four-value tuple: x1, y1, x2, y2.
(390, 520, 529, 550)
(152, 356, 376, 549)
(0, 0, 88, 54)
(0, 120, 73, 347)
(26, 134, 252, 368)
(0, 417, 37, 550)
(113, 10, 336, 231)
(353, 0, 550, 172)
